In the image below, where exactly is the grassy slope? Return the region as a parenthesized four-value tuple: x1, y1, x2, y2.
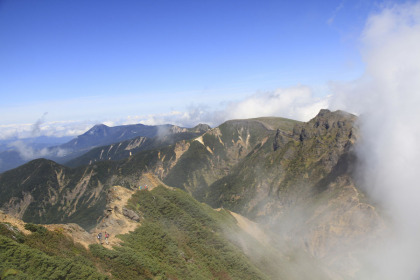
(0, 186, 272, 280)
(90, 185, 269, 280)
(250, 117, 300, 132)
(0, 223, 107, 279)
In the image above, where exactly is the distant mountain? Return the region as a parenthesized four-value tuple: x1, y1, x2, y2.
(65, 124, 211, 167)
(53, 123, 210, 163)
(60, 123, 209, 151)
(0, 123, 210, 173)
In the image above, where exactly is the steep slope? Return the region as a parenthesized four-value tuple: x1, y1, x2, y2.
(204, 109, 358, 215)
(163, 117, 299, 196)
(0, 217, 108, 279)
(0, 159, 117, 229)
(0, 185, 273, 280)
(203, 109, 383, 276)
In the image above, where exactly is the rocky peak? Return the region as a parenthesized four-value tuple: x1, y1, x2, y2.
(292, 109, 357, 142)
(191, 123, 211, 133)
(310, 109, 356, 129)
(165, 125, 187, 134)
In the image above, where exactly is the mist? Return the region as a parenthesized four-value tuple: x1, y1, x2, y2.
(4, 114, 71, 162)
(330, 2, 420, 279)
(217, 3, 420, 279)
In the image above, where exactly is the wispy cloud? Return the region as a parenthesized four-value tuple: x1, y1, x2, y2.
(31, 112, 48, 137)
(327, 0, 346, 25)
(8, 140, 51, 160)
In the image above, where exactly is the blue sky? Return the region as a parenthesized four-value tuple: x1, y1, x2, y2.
(0, 0, 413, 138)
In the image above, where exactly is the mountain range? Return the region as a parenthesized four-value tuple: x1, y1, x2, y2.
(0, 123, 210, 173)
(0, 109, 385, 279)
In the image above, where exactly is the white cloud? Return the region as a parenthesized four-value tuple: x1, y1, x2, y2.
(0, 120, 95, 140)
(221, 86, 329, 122)
(330, 2, 420, 279)
(118, 86, 329, 128)
(7, 140, 70, 161)
(8, 140, 51, 160)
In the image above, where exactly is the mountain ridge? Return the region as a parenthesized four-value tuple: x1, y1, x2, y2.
(0, 109, 385, 278)
(0, 122, 211, 173)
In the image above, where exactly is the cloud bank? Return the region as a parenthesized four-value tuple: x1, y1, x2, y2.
(220, 86, 329, 122)
(118, 86, 329, 128)
(0, 120, 99, 140)
(330, 2, 420, 279)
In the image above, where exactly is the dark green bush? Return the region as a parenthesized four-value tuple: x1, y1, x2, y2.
(24, 223, 47, 234)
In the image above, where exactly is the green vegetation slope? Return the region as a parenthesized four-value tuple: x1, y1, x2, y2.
(0, 185, 271, 279)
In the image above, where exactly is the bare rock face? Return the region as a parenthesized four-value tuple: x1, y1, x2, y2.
(2, 192, 33, 219)
(122, 207, 140, 222)
(290, 109, 358, 173)
(273, 129, 290, 151)
(0, 159, 112, 229)
(294, 109, 357, 143)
